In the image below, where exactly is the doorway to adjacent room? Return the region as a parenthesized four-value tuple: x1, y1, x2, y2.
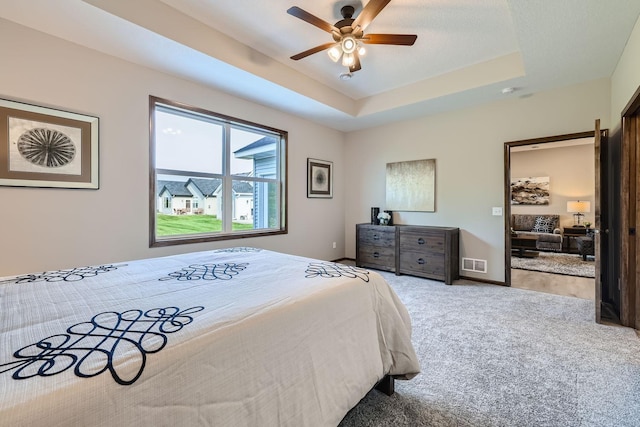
(504, 125, 613, 323)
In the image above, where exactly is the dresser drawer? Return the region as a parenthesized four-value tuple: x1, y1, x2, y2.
(357, 245, 396, 271)
(399, 230, 444, 252)
(399, 250, 445, 278)
(358, 226, 395, 247)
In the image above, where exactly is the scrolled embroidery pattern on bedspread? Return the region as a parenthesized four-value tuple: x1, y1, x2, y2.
(305, 262, 370, 282)
(214, 247, 262, 253)
(0, 306, 204, 385)
(159, 263, 248, 281)
(2, 265, 123, 284)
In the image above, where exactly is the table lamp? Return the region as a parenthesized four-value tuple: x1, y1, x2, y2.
(567, 200, 590, 226)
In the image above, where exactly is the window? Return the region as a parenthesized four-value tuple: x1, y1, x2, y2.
(149, 96, 287, 246)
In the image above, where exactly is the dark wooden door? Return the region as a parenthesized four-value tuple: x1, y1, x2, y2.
(621, 86, 640, 330)
(594, 120, 603, 323)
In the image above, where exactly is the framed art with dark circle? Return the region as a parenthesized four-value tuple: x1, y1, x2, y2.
(307, 158, 332, 198)
(0, 98, 99, 189)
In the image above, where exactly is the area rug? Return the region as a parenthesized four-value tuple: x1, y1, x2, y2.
(511, 252, 595, 278)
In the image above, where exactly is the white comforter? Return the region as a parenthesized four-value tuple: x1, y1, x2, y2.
(0, 248, 419, 426)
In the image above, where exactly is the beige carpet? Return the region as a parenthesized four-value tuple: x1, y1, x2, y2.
(339, 270, 640, 427)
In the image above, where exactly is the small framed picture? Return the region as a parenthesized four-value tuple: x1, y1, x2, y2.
(307, 158, 332, 198)
(0, 98, 99, 189)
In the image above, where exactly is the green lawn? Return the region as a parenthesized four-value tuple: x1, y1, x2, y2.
(156, 214, 254, 236)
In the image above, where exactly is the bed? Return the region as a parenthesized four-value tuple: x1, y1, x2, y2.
(0, 248, 420, 426)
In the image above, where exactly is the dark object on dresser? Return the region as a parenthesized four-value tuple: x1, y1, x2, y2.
(356, 224, 460, 284)
(371, 207, 380, 225)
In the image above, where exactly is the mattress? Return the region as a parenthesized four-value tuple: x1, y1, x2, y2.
(0, 248, 420, 426)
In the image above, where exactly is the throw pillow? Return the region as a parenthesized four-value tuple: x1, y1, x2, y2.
(532, 216, 554, 233)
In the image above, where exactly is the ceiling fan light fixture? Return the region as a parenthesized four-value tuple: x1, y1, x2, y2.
(341, 36, 357, 54)
(287, 2, 418, 73)
(327, 45, 342, 62)
(342, 52, 355, 67)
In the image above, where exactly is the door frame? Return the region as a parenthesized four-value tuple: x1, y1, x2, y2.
(621, 85, 640, 329)
(503, 131, 601, 291)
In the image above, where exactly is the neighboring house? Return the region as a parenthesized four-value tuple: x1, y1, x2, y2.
(157, 178, 253, 221)
(231, 181, 254, 221)
(233, 137, 277, 228)
(207, 179, 254, 221)
(186, 178, 221, 216)
(157, 180, 196, 215)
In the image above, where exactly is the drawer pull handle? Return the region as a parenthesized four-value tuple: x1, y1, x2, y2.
(373, 252, 380, 258)
(418, 238, 425, 245)
(417, 258, 425, 265)
(373, 234, 379, 240)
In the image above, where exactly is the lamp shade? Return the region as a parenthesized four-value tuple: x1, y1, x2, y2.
(342, 52, 355, 67)
(567, 200, 591, 213)
(327, 45, 342, 62)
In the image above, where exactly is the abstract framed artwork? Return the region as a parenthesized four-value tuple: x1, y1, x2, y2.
(510, 176, 550, 205)
(386, 158, 436, 212)
(307, 158, 332, 198)
(0, 98, 99, 189)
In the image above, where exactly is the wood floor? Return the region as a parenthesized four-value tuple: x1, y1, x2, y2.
(511, 268, 595, 300)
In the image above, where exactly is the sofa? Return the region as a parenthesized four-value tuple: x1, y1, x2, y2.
(511, 214, 563, 252)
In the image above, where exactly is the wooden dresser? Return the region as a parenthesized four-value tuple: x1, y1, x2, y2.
(355, 224, 397, 273)
(356, 224, 459, 284)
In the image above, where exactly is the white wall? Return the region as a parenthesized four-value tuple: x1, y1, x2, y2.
(344, 79, 611, 282)
(511, 144, 595, 228)
(0, 19, 345, 276)
(612, 15, 640, 129)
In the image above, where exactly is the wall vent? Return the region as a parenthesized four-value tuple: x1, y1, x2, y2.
(461, 258, 487, 273)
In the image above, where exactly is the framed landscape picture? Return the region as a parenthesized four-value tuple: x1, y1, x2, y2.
(307, 158, 332, 198)
(511, 176, 550, 205)
(0, 98, 99, 189)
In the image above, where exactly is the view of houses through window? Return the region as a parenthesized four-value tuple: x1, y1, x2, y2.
(150, 97, 286, 245)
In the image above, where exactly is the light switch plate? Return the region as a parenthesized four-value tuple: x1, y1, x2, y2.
(492, 207, 503, 216)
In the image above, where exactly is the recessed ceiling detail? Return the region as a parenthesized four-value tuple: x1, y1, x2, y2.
(1, 0, 639, 131)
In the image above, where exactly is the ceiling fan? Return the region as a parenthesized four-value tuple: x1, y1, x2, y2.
(287, 0, 417, 73)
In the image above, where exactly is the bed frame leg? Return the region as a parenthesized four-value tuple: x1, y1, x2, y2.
(375, 375, 395, 396)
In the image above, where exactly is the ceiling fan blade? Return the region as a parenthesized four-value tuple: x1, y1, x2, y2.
(349, 54, 362, 72)
(290, 42, 337, 60)
(352, 0, 391, 32)
(287, 6, 339, 34)
(362, 34, 417, 45)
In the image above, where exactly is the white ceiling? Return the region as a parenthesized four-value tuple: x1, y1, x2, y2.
(1, 0, 640, 131)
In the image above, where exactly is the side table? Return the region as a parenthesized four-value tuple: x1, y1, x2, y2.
(562, 227, 588, 253)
